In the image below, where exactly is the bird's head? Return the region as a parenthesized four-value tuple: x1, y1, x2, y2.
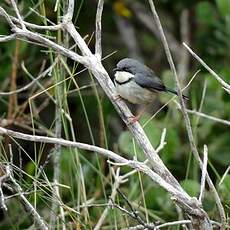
(113, 58, 143, 74)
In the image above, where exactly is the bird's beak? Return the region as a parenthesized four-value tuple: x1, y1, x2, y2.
(113, 67, 119, 73)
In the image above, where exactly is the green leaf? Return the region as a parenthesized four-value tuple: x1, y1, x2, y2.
(118, 130, 144, 160)
(216, 0, 230, 16)
(145, 186, 171, 210)
(219, 175, 230, 204)
(118, 115, 180, 163)
(181, 179, 200, 197)
(196, 2, 216, 25)
(25, 161, 35, 176)
(118, 115, 162, 160)
(209, 133, 230, 166)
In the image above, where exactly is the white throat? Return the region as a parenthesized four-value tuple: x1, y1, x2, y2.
(114, 71, 134, 83)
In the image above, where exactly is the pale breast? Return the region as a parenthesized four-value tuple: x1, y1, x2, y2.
(115, 80, 156, 104)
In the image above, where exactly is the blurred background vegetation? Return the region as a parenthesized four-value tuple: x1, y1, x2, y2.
(0, 0, 229, 228)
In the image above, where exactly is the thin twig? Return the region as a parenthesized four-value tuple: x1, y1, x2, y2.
(0, 126, 206, 217)
(183, 43, 230, 94)
(0, 34, 17, 42)
(175, 101, 230, 127)
(6, 166, 48, 230)
(147, 1, 216, 229)
(155, 220, 191, 229)
(0, 61, 57, 96)
(186, 109, 230, 127)
(13, 28, 88, 65)
(94, 168, 124, 230)
(95, 0, 104, 58)
(0, 6, 16, 28)
(10, 16, 63, 30)
(0, 166, 10, 211)
(64, 0, 74, 21)
(117, 189, 151, 228)
(148, 1, 226, 227)
(218, 166, 230, 186)
(155, 128, 167, 154)
(199, 145, 208, 203)
(10, 0, 26, 30)
(0, 0, 185, 195)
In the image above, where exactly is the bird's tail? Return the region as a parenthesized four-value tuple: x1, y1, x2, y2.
(166, 88, 189, 100)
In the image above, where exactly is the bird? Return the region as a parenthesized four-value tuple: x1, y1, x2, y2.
(113, 58, 188, 105)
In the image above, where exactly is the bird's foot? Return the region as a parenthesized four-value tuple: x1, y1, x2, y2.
(127, 115, 141, 124)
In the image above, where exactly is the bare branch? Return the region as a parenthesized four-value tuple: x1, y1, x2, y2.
(199, 145, 208, 203)
(0, 34, 16, 42)
(0, 61, 57, 96)
(63, 22, 92, 57)
(148, 0, 223, 228)
(95, 0, 104, 58)
(0, 126, 206, 217)
(94, 168, 124, 230)
(219, 166, 230, 186)
(64, 0, 75, 22)
(155, 128, 167, 154)
(129, 220, 221, 230)
(187, 109, 230, 126)
(0, 0, 184, 197)
(0, 6, 16, 28)
(183, 43, 230, 94)
(11, 16, 63, 30)
(12, 27, 88, 66)
(155, 220, 191, 229)
(5, 166, 48, 230)
(0, 166, 10, 211)
(175, 101, 230, 127)
(10, 0, 26, 30)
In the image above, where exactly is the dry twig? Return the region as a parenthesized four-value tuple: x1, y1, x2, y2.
(148, 0, 225, 228)
(183, 43, 230, 94)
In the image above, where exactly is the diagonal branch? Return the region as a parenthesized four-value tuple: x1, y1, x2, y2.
(0, 126, 206, 217)
(95, 0, 104, 58)
(199, 145, 208, 203)
(5, 165, 48, 230)
(0, 0, 184, 194)
(0, 6, 16, 28)
(10, 0, 26, 30)
(12, 27, 89, 66)
(148, 0, 226, 227)
(0, 34, 17, 42)
(183, 43, 230, 94)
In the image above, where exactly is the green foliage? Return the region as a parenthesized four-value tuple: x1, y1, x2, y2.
(219, 175, 230, 205)
(196, 1, 216, 25)
(0, 0, 229, 228)
(181, 179, 200, 197)
(216, 0, 230, 16)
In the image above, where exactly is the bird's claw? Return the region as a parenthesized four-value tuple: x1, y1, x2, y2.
(127, 115, 140, 124)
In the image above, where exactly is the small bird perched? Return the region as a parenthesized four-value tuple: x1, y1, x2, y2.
(113, 58, 188, 104)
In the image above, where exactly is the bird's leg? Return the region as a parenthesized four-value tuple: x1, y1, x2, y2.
(127, 104, 150, 124)
(127, 115, 141, 124)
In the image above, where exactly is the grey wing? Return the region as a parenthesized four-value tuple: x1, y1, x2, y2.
(134, 73, 166, 92)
